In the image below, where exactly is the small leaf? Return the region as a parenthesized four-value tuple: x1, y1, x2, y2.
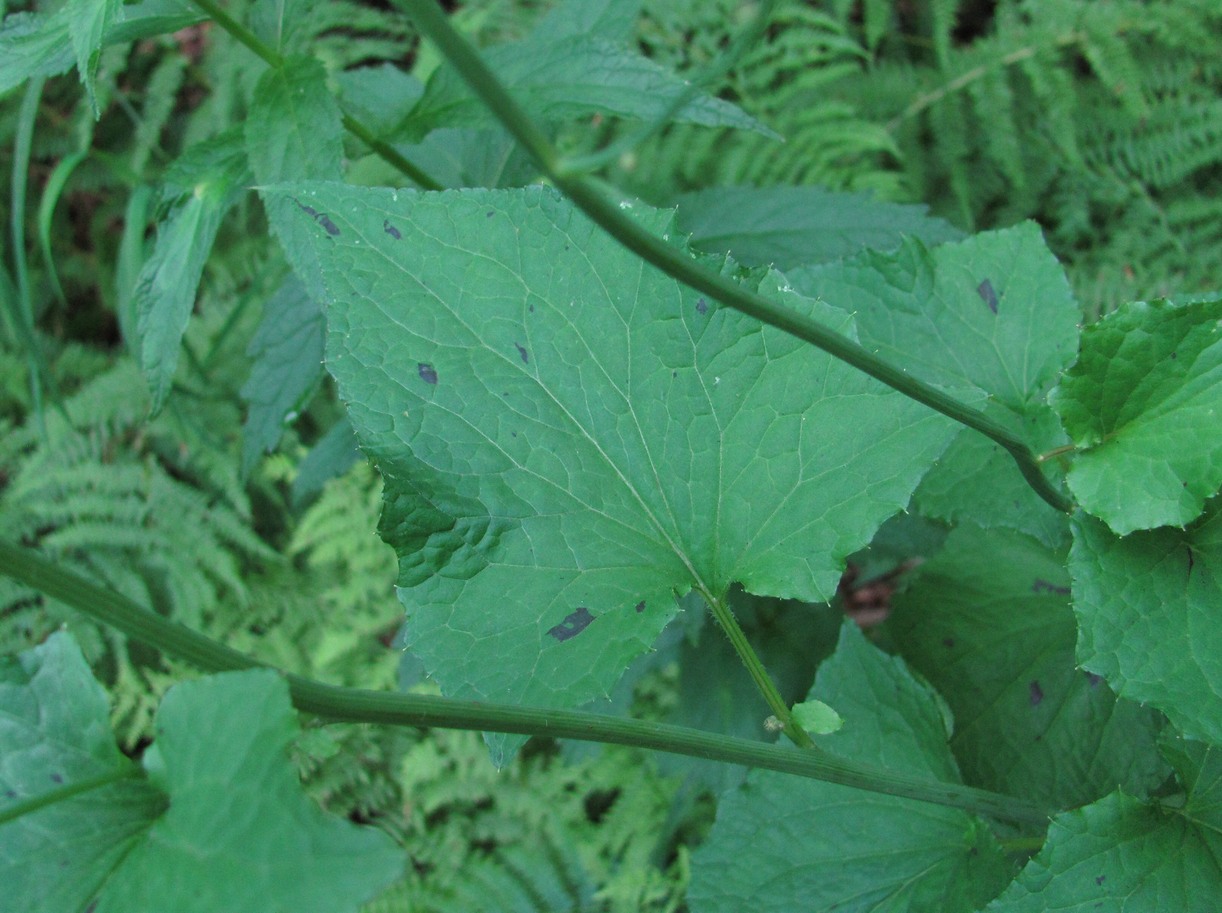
(240, 276, 325, 475)
(67, 0, 124, 116)
(677, 185, 963, 271)
(1070, 499, 1222, 744)
(133, 130, 250, 413)
(688, 623, 1011, 913)
(277, 182, 958, 763)
(403, 35, 774, 140)
(791, 698, 842, 734)
(1052, 296, 1222, 534)
(985, 791, 1222, 912)
(889, 524, 1166, 809)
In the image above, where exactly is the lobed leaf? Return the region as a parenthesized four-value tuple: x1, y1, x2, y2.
(0, 632, 403, 913)
(1052, 296, 1222, 534)
(275, 182, 958, 762)
(688, 623, 1012, 913)
(1070, 499, 1222, 744)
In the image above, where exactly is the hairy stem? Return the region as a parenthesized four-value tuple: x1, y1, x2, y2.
(187, 0, 443, 190)
(389, 0, 1072, 515)
(0, 541, 1049, 827)
(701, 588, 814, 749)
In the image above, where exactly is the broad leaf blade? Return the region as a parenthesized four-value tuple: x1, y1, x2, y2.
(787, 222, 1080, 418)
(1070, 500, 1222, 744)
(403, 35, 773, 139)
(94, 669, 402, 913)
(1052, 296, 1222, 534)
(985, 791, 1222, 912)
(0, 632, 165, 913)
(240, 276, 325, 475)
(279, 183, 957, 762)
(677, 185, 963, 271)
(133, 130, 250, 413)
(688, 623, 1012, 913)
(888, 524, 1166, 809)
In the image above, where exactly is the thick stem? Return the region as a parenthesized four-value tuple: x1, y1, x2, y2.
(0, 541, 1049, 827)
(701, 588, 814, 749)
(187, 0, 442, 190)
(390, 0, 1072, 515)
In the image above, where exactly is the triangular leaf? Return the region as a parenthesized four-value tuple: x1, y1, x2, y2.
(1070, 499, 1222, 744)
(67, 0, 124, 116)
(1052, 296, 1222, 534)
(688, 623, 1012, 913)
(277, 182, 957, 762)
(889, 524, 1166, 809)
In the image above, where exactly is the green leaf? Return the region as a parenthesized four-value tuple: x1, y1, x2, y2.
(677, 185, 963, 271)
(67, 0, 123, 116)
(291, 417, 361, 508)
(787, 222, 1081, 419)
(1070, 500, 1222, 744)
(278, 182, 958, 762)
(791, 698, 842, 734)
(1, 634, 403, 913)
(240, 276, 325, 475)
(133, 130, 250, 413)
(402, 35, 774, 140)
(1052, 296, 1222, 534)
(0, 632, 165, 913)
(688, 623, 1011, 913)
(532, 0, 641, 42)
(247, 55, 344, 302)
(1160, 731, 1222, 833)
(888, 524, 1166, 810)
(985, 791, 1222, 912)
(0, 11, 75, 97)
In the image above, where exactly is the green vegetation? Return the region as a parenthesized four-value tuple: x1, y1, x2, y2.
(1, 0, 1220, 910)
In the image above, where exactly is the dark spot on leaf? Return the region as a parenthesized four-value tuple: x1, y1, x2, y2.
(696, 298, 708, 315)
(50, 772, 64, 784)
(548, 607, 594, 642)
(515, 343, 529, 364)
(318, 215, 340, 236)
(1170, 351, 1177, 359)
(85, 901, 98, 913)
(511, 431, 517, 437)
(1029, 681, 1044, 706)
(418, 363, 438, 385)
(1096, 875, 1106, 885)
(1187, 546, 1195, 577)
(529, 304, 535, 313)
(383, 220, 402, 240)
(672, 370, 677, 378)
(4, 789, 16, 799)
(977, 278, 999, 314)
(1086, 672, 1103, 687)
(486, 211, 495, 218)
(635, 600, 645, 613)
(292, 198, 319, 218)
(942, 637, 955, 648)
(1032, 578, 1070, 596)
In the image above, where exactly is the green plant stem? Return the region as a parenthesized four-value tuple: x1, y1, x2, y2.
(186, 0, 442, 191)
(702, 588, 813, 749)
(0, 767, 145, 826)
(389, 0, 1072, 516)
(0, 540, 1050, 827)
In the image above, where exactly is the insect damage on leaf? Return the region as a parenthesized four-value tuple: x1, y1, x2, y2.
(548, 607, 595, 642)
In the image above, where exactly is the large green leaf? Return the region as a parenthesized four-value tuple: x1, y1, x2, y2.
(688, 623, 1012, 913)
(133, 130, 250, 413)
(985, 791, 1222, 911)
(0, 632, 165, 913)
(277, 182, 958, 762)
(0, 633, 403, 913)
(888, 524, 1166, 810)
(401, 34, 774, 140)
(1070, 499, 1222, 744)
(677, 185, 963, 271)
(788, 222, 1079, 538)
(1052, 296, 1222, 535)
